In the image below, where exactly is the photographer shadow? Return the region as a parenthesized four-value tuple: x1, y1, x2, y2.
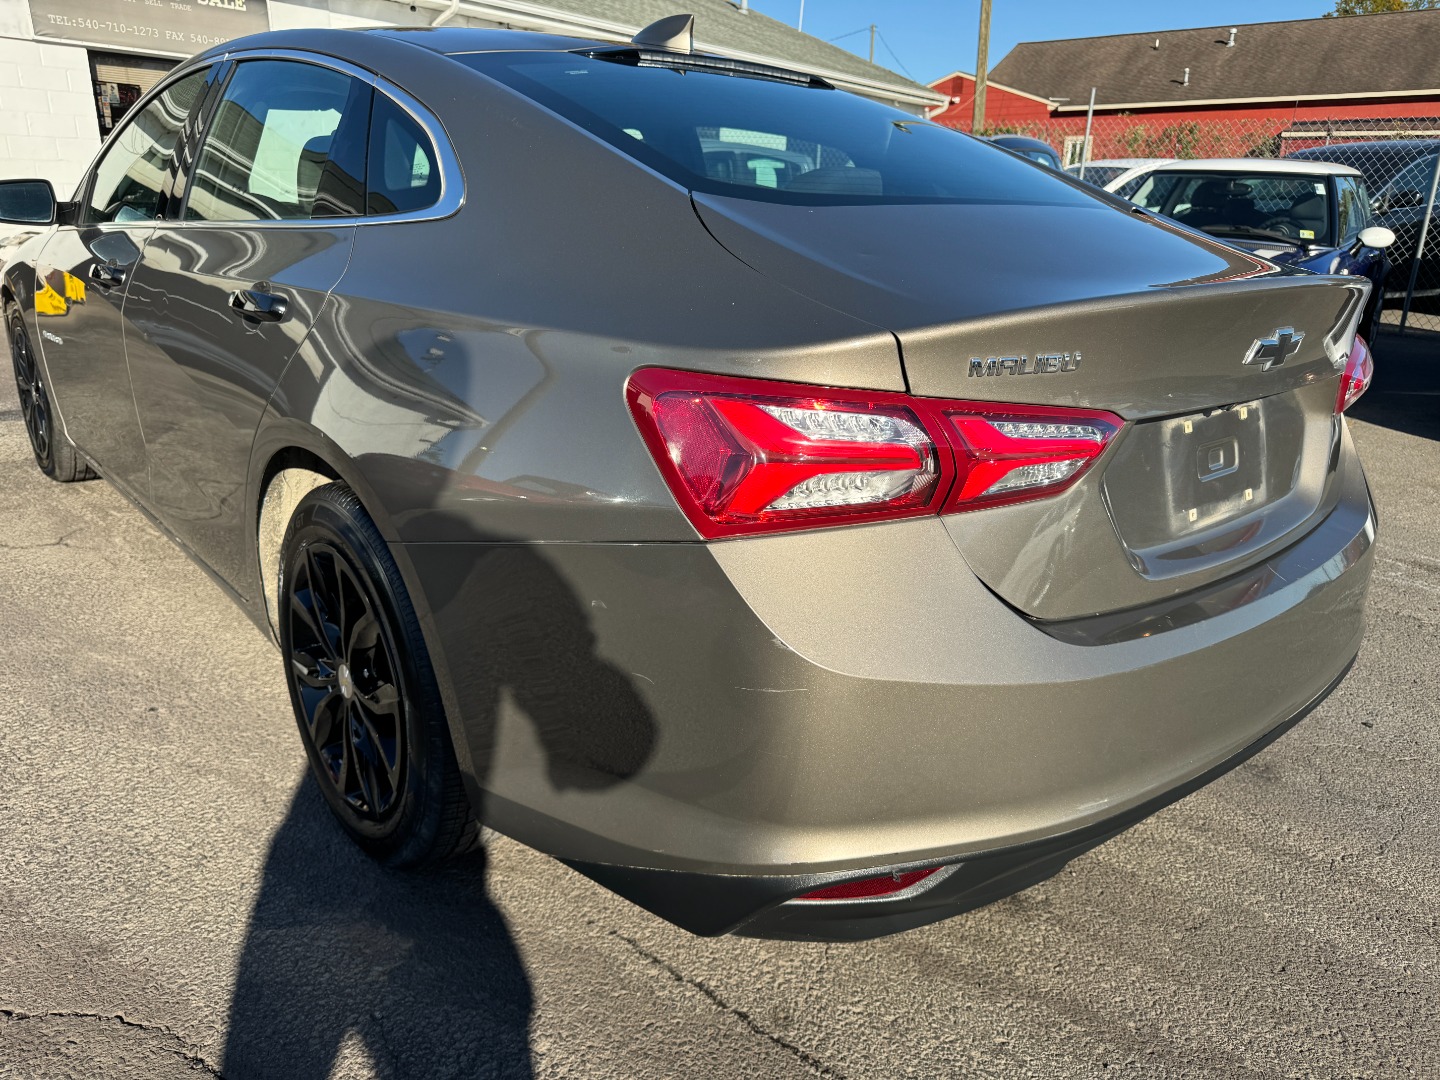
(223, 531, 658, 1079)
(222, 780, 533, 1080)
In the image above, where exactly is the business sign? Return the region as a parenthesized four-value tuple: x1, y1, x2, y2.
(29, 0, 269, 54)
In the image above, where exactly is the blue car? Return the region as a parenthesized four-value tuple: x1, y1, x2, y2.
(984, 134, 1063, 171)
(1118, 159, 1395, 338)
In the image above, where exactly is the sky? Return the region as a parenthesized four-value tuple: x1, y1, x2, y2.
(741, 0, 1339, 85)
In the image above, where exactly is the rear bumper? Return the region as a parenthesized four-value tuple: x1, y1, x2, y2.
(398, 427, 1374, 937)
(727, 656, 1351, 940)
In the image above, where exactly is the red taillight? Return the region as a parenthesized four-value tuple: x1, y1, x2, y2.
(941, 405, 1121, 513)
(1336, 335, 1373, 414)
(626, 368, 1124, 539)
(799, 867, 942, 902)
(627, 369, 946, 538)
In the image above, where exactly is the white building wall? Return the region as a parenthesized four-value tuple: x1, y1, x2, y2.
(0, 36, 102, 197)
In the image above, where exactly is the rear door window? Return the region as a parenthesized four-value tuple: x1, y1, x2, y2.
(185, 59, 370, 222)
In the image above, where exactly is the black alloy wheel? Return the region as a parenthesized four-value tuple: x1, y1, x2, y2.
(289, 538, 407, 823)
(280, 483, 478, 865)
(10, 313, 51, 466)
(6, 306, 95, 482)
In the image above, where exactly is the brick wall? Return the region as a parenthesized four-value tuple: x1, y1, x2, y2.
(0, 36, 102, 198)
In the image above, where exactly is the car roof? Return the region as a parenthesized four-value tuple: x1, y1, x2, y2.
(1290, 139, 1440, 155)
(1082, 158, 1172, 167)
(986, 136, 1057, 151)
(1143, 158, 1362, 177)
(1066, 158, 1173, 171)
(361, 26, 611, 54)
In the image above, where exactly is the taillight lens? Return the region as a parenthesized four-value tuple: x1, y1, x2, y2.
(626, 368, 1125, 539)
(799, 867, 942, 902)
(627, 369, 945, 538)
(942, 406, 1121, 513)
(1336, 335, 1373, 414)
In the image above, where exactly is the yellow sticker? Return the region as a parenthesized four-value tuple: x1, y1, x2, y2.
(1300, 229, 1315, 239)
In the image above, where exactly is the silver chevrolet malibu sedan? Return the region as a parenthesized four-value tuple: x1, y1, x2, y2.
(0, 17, 1375, 939)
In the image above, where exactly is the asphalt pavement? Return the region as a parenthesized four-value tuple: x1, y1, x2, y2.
(0, 334, 1436, 1079)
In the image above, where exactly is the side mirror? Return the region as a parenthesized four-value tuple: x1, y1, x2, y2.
(1350, 225, 1396, 254)
(0, 179, 57, 225)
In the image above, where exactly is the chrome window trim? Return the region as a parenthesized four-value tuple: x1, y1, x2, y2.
(172, 47, 463, 229)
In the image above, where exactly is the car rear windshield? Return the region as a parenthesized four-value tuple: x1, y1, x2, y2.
(456, 50, 1095, 208)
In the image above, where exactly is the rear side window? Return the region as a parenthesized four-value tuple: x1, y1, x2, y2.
(185, 60, 370, 222)
(458, 51, 1093, 208)
(87, 70, 207, 224)
(367, 94, 441, 215)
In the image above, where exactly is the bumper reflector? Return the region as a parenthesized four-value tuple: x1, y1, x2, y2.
(799, 867, 942, 901)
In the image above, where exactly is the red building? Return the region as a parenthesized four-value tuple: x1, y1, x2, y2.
(929, 10, 1440, 164)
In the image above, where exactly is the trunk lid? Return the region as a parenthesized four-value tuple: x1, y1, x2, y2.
(694, 194, 1369, 619)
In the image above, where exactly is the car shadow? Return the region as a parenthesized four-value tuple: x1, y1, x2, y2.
(1350, 328, 1440, 440)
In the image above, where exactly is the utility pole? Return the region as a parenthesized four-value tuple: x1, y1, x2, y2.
(869, 24, 876, 64)
(972, 0, 992, 134)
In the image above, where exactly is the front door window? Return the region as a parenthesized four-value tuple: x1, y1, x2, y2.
(86, 69, 208, 224)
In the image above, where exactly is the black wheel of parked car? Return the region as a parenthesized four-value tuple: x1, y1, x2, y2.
(6, 305, 96, 483)
(280, 483, 479, 866)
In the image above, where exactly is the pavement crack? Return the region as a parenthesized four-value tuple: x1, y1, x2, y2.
(604, 929, 845, 1078)
(0, 1006, 223, 1076)
(0, 528, 85, 551)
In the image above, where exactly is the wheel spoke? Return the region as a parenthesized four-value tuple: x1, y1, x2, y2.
(357, 679, 400, 719)
(357, 707, 401, 788)
(305, 549, 334, 633)
(291, 649, 335, 690)
(305, 688, 343, 747)
(289, 590, 335, 662)
(348, 710, 378, 811)
(346, 610, 380, 662)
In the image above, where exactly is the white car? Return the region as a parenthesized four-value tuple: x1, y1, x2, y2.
(1065, 158, 1175, 195)
(1106, 158, 1394, 338)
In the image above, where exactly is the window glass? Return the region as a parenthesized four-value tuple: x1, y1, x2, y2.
(1335, 176, 1369, 243)
(1380, 155, 1439, 203)
(1139, 172, 1333, 246)
(366, 94, 441, 215)
(458, 51, 1094, 208)
(186, 60, 367, 223)
(87, 70, 206, 224)
(1073, 165, 1125, 189)
(1130, 173, 1183, 212)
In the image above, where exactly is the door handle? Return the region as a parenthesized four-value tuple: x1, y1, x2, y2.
(88, 262, 126, 288)
(229, 288, 288, 323)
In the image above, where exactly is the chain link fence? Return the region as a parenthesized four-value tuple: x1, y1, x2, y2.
(960, 113, 1440, 335)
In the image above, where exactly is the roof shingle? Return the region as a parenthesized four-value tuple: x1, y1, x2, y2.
(989, 9, 1440, 111)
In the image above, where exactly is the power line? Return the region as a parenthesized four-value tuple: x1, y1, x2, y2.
(827, 27, 870, 43)
(875, 28, 917, 81)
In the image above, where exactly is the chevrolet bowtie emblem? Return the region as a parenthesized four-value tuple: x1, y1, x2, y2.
(1243, 327, 1305, 371)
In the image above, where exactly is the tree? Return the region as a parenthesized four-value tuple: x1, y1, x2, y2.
(1324, 0, 1439, 16)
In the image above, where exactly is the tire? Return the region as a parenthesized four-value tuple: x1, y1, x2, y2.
(6, 304, 97, 483)
(279, 482, 479, 866)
